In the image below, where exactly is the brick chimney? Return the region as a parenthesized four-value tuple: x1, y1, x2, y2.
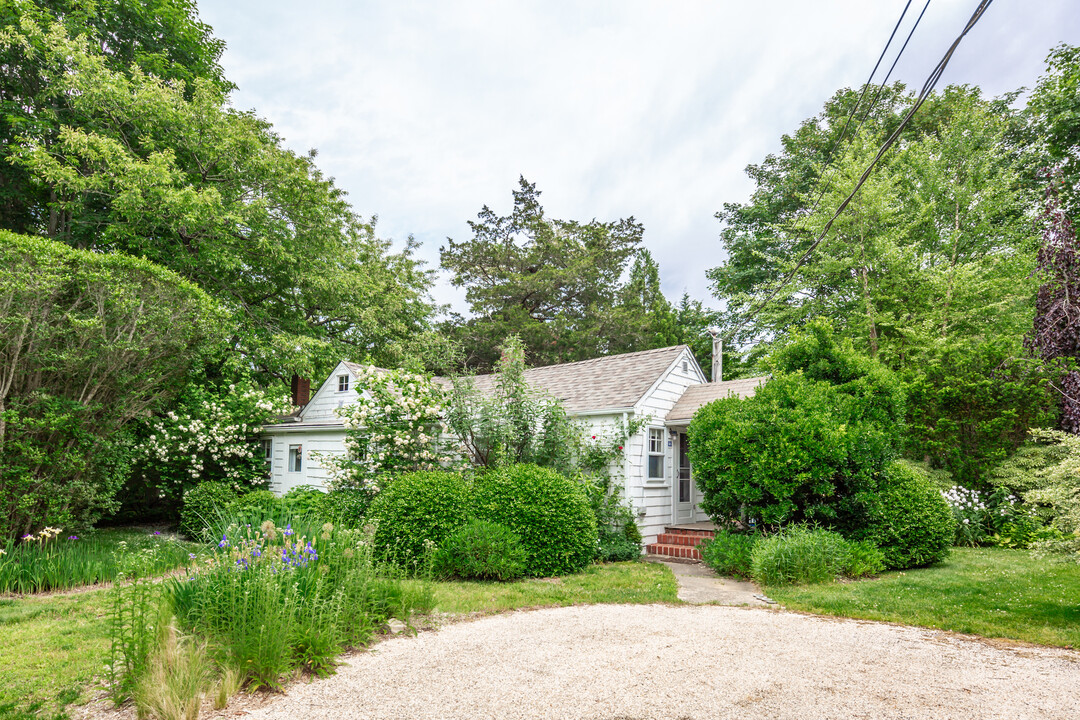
(290, 375, 311, 408)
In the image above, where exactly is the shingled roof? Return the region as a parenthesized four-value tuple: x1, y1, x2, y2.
(666, 376, 768, 424)
(442, 345, 693, 414)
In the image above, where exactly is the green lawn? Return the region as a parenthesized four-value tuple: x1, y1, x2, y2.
(766, 547, 1080, 648)
(426, 559, 679, 615)
(0, 589, 112, 718)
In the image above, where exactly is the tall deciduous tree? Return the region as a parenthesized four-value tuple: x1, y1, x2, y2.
(0, 0, 230, 235)
(710, 84, 1037, 371)
(2, 14, 436, 378)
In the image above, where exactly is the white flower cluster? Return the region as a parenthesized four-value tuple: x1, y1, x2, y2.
(326, 366, 455, 487)
(137, 384, 290, 488)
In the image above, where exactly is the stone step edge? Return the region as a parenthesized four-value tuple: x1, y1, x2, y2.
(663, 527, 716, 537)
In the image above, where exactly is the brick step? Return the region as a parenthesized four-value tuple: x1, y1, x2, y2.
(645, 543, 702, 561)
(655, 532, 711, 547)
(663, 526, 716, 538)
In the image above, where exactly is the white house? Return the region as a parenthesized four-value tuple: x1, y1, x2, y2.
(261, 346, 765, 549)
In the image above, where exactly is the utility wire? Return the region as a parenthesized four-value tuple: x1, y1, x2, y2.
(809, 0, 934, 217)
(727, 0, 995, 342)
(800, 0, 917, 223)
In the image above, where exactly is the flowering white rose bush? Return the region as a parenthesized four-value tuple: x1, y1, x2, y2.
(319, 366, 455, 499)
(136, 381, 291, 502)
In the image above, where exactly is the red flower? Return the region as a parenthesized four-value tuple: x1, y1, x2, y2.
(591, 435, 596, 440)
(617, 445, 623, 450)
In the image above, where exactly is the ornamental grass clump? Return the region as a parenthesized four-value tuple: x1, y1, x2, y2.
(750, 526, 884, 586)
(109, 514, 432, 708)
(699, 529, 757, 579)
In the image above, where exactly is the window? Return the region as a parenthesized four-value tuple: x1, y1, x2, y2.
(288, 444, 302, 472)
(261, 439, 273, 474)
(647, 428, 664, 479)
(338, 374, 349, 392)
(682, 360, 688, 373)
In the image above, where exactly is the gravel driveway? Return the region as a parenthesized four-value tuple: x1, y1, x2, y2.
(243, 604, 1079, 720)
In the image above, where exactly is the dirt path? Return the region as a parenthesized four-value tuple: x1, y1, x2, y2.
(232, 604, 1079, 720)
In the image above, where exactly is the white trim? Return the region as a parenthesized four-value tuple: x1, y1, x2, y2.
(571, 407, 636, 417)
(264, 422, 345, 433)
(299, 361, 354, 421)
(633, 347, 706, 416)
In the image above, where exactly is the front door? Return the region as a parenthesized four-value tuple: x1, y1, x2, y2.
(674, 431, 695, 523)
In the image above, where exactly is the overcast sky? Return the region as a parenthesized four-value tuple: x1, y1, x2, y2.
(197, 0, 1079, 315)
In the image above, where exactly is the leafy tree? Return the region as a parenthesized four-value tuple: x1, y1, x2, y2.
(904, 341, 1058, 486)
(446, 336, 578, 472)
(442, 177, 648, 369)
(709, 84, 1036, 370)
(1026, 178, 1080, 432)
(2, 14, 436, 379)
(0, 0, 230, 235)
(0, 231, 222, 537)
(1028, 44, 1080, 215)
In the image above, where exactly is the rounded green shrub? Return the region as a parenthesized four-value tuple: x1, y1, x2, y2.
(690, 320, 904, 534)
(231, 489, 281, 522)
(281, 485, 329, 518)
(750, 526, 884, 586)
(859, 460, 955, 569)
(180, 482, 238, 540)
(367, 471, 473, 570)
(432, 519, 527, 581)
(474, 464, 597, 577)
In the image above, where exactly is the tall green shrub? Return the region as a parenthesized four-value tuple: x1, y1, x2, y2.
(367, 471, 473, 570)
(0, 232, 223, 538)
(474, 464, 597, 577)
(689, 319, 903, 532)
(857, 461, 955, 569)
(905, 341, 1057, 486)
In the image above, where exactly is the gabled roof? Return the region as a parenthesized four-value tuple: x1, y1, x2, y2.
(666, 376, 768, 424)
(443, 345, 694, 414)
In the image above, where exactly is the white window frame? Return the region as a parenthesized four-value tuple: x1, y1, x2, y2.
(261, 439, 273, 474)
(288, 444, 303, 473)
(647, 428, 665, 480)
(337, 374, 349, 392)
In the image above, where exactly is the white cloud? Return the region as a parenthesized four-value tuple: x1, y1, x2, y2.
(201, 0, 1080, 311)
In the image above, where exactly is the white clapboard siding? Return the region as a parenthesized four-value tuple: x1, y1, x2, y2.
(630, 347, 707, 543)
(301, 361, 361, 421)
(263, 428, 346, 494)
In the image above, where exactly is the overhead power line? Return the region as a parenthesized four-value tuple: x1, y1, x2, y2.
(809, 0, 934, 215)
(727, 0, 996, 342)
